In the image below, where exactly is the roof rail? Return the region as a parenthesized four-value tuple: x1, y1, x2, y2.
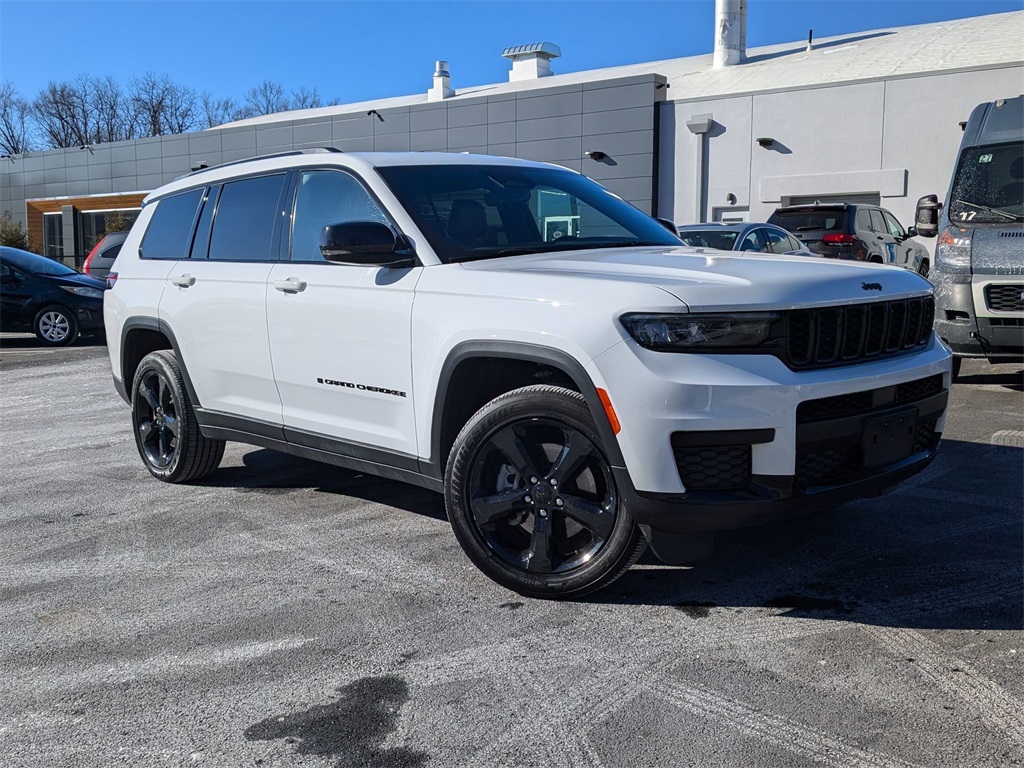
(180, 147, 343, 179)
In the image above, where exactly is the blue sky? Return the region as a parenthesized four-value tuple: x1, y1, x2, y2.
(1, 0, 1021, 104)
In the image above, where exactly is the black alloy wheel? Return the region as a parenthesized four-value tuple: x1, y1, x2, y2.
(131, 350, 225, 483)
(446, 385, 646, 598)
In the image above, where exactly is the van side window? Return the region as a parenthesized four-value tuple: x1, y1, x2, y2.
(139, 189, 204, 260)
(290, 170, 391, 262)
(208, 174, 288, 262)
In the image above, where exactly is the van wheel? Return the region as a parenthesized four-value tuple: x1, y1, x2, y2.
(34, 305, 78, 346)
(131, 350, 225, 483)
(445, 385, 646, 599)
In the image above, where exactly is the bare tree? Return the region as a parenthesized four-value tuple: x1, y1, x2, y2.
(243, 80, 289, 117)
(0, 81, 33, 154)
(201, 92, 243, 128)
(32, 77, 93, 149)
(131, 73, 199, 136)
(290, 85, 322, 110)
(91, 75, 134, 143)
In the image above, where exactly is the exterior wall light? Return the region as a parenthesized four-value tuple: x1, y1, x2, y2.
(367, 109, 384, 122)
(756, 137, 775, 148)
(585, 150, 608, 161)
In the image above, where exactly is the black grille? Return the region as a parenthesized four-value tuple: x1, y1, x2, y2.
(914, 418, 939, 454)
(796, 445, 862, 487)
(986, 284, 1024, 313)
(895, 374, 943, 403)
(990, 317, 1024, 327)
(784, 297, 933, 369)
(673, 444, 751, 492)
(796, 391, 873, 422)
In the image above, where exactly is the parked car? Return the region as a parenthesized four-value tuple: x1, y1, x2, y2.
(768, 203, 931, 276)
(914, 94, 1024, 380)
(0, 246, 107, 345)
(104, 148, 949, 598)
(677, 222, 818, 256)
(83, 231, 128, 281)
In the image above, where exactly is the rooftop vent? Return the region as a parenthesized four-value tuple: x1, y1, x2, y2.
(428, 60, 454, 102)
(713, 0, 747, 68)
(501, 42, 561, 81)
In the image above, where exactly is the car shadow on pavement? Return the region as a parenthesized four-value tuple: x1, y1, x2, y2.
(199, 447, 448, 521)
(596, 438, 1023, 631)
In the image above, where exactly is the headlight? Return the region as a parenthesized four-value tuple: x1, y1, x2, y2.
(621, 312, 778, 351)
(60, 285, 105, 299)
(934, 229, 971, 274)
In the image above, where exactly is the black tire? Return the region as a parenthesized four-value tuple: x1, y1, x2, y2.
(951, 356, 962, 382)
(445, 385, 646, 599)
(131, 350, 225, 483)
(918, 259, 930, 278)
(33, 305, 78, 346)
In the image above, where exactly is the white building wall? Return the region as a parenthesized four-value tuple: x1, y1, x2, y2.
(660, 65, 1024, 254)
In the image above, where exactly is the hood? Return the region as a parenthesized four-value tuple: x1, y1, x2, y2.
(965, 226, 1024, 275)
(462, 246, 931, 311)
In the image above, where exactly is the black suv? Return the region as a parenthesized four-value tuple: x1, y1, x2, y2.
(769, 203, 931, 277)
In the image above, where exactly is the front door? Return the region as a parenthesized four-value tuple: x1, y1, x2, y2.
(267, 168, 422, 458)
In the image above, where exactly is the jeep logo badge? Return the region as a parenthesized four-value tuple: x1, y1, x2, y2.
(861, 282, 883, 291)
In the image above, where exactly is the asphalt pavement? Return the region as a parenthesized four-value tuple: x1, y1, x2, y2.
(1, 334, 1021, 768)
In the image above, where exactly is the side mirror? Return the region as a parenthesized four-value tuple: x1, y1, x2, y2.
(906, 226, 918, 238)
(319, 221, 416, 267)
(914, 195, 942, 238)
(654, 217, 679, 236)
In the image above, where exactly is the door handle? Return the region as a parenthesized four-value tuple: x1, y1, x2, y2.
(273, 278, 307, 293)
(170, 274, 196, 287)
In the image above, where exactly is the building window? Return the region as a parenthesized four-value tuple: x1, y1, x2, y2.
(79, 209, 141, 254)
(43, 213, 63, 258)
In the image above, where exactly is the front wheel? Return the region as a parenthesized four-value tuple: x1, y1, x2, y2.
(918, 259, 930, 278)
(445, 385, 646, 598)
(131, 350, 225, 483)
(34, 305, 78, 346)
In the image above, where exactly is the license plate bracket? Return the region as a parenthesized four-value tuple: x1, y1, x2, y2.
(861, 407, 918, 468)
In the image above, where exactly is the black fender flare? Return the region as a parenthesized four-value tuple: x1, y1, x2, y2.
(425, 340, 626, 480)
(119, 317, 202, 408)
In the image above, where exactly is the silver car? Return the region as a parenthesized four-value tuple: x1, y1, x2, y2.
(676, 222, 818, 257)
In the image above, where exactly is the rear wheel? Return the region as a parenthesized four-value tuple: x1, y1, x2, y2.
(131, 350, 224, 483)
(951, 356, 962, 381)
(445, 385, 646, 598)
(34, 305, 78, 346)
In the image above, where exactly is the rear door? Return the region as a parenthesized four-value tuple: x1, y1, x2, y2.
(267, 167, 421, 459)
(157, 174, 288, 426)
(867, 208, 897, 265)
(882, 209, 922, 272)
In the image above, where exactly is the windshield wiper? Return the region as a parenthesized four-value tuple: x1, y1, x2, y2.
(952, 199, 1022, 222)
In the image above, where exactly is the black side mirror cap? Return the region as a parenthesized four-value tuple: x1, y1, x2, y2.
(320, 221, 417, 267)
(914, 195, 942, 238)
(654, 217, 679, 236)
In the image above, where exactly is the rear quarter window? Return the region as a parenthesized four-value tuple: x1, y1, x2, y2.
(139, 189, 204, 260)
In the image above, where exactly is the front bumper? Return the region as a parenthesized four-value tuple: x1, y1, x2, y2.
(587, 335, 951, 533)
(935, 277, 1024, 360)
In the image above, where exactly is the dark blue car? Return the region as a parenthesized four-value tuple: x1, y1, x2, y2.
(0, 246, 107, 345)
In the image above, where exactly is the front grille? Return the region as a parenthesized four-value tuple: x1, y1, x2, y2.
(990, 317, 1024, 327)
(673, 444, 751, 492)
(986, 284, 1024, 313)
(914, 418, 939, 454)
(784, 297, 934, 369)
(796, 391, 873, 422)
(999, 231, 1024, 238)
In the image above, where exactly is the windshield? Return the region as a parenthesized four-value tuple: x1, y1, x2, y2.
(0, 246, 77, 276)
(678, 230, 739, 250)
(375, 164, 681, 263)
(767, 209, 846, 232)
(949, 142, 1024, 223)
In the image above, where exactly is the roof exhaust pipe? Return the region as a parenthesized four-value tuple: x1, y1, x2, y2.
(502, 42, 562, 81)
(427, 60, 454, 102)
(713, 0, 747, 68)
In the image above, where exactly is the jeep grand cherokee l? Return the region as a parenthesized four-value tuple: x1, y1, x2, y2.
(104, 149, 951, 598)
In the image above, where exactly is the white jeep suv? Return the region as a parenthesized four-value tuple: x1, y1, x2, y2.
(104, 149, 951, 597)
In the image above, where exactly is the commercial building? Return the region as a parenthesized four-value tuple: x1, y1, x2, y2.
(1, 7, 1021, 262)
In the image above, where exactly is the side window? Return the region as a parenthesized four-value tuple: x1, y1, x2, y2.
(139, 189, 204, 260)
(868, 209, 887, 235)
(739, 229, 767, 252)
(786, 234, 802, 252)
(208, 174, 288, 262)
(765, 228, 790, 254)
(882, 210, 905, 238)
(189, 186, 220, 259)
(856, 209, 872, 233)
(290, 170, 390, 262)
(0, 262, 13, 279)
(102, 243, 123, 260)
